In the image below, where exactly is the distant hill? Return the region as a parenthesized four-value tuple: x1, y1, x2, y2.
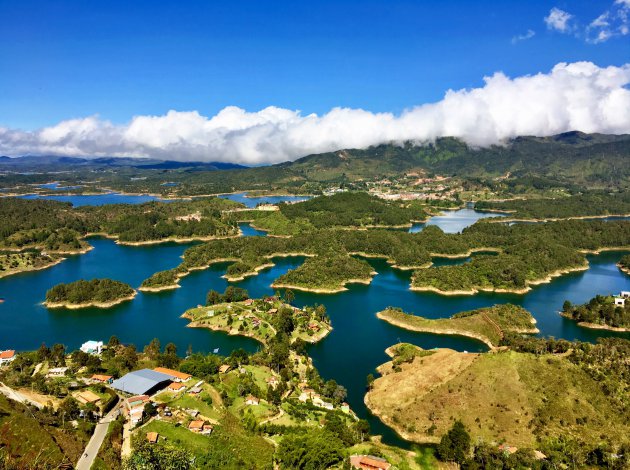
(276, 132, 630, 184)
(0, 155, 246, 171)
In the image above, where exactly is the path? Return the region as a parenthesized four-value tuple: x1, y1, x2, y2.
(76, 404, 121, 470)
(0, 382, 43, 409)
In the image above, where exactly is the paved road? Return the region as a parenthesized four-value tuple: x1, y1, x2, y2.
(76, 404, 121, 470)
(0, 382, 43, 409)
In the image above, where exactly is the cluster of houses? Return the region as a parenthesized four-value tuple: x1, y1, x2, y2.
(296, 382, 350, 413)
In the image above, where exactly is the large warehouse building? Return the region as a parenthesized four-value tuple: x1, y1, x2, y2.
(110, 368, 175, 396)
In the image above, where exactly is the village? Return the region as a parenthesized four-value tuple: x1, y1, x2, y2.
(0, 298, 392, 470)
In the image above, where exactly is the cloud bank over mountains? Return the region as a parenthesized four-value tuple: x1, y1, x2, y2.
(1, 61, 629, 165)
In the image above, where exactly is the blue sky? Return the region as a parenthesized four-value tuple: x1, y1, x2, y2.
(1, 0, 628, 130)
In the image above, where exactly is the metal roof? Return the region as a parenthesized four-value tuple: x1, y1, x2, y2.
(110, 368, 175, 395)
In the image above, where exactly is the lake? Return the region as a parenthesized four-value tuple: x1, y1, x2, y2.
(218, 192, 311, 208)
(18, 192, 172, 207)
(0, 205, 628, 446)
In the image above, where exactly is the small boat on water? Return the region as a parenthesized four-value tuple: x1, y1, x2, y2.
(0, 298, 5, 303)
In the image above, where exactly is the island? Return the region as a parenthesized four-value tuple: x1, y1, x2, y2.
(377, 304, 539, 349)
(560, 294, 630, 331)
(365, 335, 630, 459)
(44, 278, 136, 309)
(140, 214, 630, 295)
(182, 290, 332, 345)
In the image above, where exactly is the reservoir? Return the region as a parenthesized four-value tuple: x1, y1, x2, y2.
(0, 199, 628, 445)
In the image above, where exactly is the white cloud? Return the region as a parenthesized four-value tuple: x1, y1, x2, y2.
(544, 7, 574, 32)
(1, 62, 630, 164)
(511, 29, 536, 44)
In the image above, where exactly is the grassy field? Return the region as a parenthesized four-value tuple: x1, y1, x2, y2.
(366, 348, 630, 450)
(140, 413, 274, 469)
(0, 394, 87, 468)
(378, 304, 538, 348)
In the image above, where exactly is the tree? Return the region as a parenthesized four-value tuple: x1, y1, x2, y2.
(144, 338, 161, 360)
(206, 289, 221, 305)
(276, 429, 345, 470)
(437, 420, 471, 464)
(58, 397, 80, 425)
(108, 335, 121, 348)
(284, 289, 295, 305)
(123, 441, 193, 470)
(366, 373, 375, 390)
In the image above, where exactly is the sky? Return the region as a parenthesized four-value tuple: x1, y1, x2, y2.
(0, 0, 629, 163)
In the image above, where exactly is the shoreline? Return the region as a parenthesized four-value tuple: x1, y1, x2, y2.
(559, 311, 630, 332)
(377, 310, 540, 350)
(617, 263, 630, 275)
(489, 213, 630, 224)
(0, 256, 66, 280)
(411, 263, 589, 296)
(271, 274, 376, 294)
(44, 291, 137, 309)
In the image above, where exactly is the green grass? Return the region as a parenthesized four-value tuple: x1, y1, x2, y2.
(379, 304, 537, 347)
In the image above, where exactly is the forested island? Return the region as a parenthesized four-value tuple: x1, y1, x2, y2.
(0, 197, 241, 263)
(476, 192, 630, 221)
(44, 279, 136, 309)
(141, 218, 630, 295)
(561, 295, 630, 331)
(365, 335, 630, 467)
(378, 304, 538, 348)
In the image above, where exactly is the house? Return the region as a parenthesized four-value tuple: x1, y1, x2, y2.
(80, 340, 103, 355)
(498, 444, 518, 455)
(146, 432, 159, 443)
(350, 455, 391, 470)
(308, 322, 320, 331)
(188, 420, 213, 435)
(614, 297, 625, 307)
(621, 291, 630, 298)
(245, 395, 260, 405)
(46, 367, 68, 378)
(298, 388, 316, 402)
(75, 390, 101, 405)
(266, 376, 279, 388)
(129, 407, 144, 425)
(153, 367, 192, 382)
(313, 396, 334, 410)
(218, 364, 231, 374)
(168, 382, 186, 392)
(91, 374, 113, 384)
(189, 386, 202, 395)
(268, 308, 278, 314)
(0, 350, 15, 366)
(243, 299, 254, 306)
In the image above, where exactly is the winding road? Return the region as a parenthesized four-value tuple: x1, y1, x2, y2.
(76, 404, 121, 470)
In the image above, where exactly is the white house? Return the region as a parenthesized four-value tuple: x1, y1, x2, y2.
(0, 350, 15, 366)
(620, 291, 630, 298)
(80, 340, 103, 355)
(615, 297, 626, 307)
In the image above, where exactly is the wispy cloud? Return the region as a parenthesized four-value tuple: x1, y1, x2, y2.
(1, 62, 629, 164)
(543, 2, 630, 43)
(544, 7, 574, 33)
(586, 0, 630, 43)
(511, 29, 536, 44)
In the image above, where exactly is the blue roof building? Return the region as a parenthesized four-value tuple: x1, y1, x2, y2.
(110, 368, 175, 396)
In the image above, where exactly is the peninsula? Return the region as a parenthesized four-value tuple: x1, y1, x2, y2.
(377, 304, 539, 349)
(560, 294, 630, 332)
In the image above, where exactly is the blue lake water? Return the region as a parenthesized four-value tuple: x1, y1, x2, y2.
(17, 192, 171, 206)
(38, 182, 84, 191)
(218, 192, 311, 208)
(410, 208, 505, 233)
(0, 202, 628, 446)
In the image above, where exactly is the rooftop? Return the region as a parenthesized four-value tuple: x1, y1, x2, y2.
(111, 369, 174, 396)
